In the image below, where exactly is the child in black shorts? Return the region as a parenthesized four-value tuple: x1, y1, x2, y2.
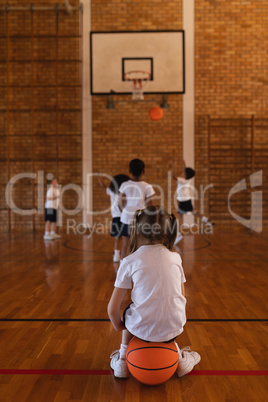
(118, 159, 155, 260)
(172, 160, 214, 244)
(98, 174, 129, 262)
(44, 177, 61, 240)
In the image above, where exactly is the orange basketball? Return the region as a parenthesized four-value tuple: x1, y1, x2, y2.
(148, 106, 164, 121)
(126, 337, 178, 386)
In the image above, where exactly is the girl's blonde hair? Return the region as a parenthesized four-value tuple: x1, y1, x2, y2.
(129, 205, 177, 254)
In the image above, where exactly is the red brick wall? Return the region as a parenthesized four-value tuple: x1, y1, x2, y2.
(1, 0, 267, 231)
(195, 0, 268, 228)
(91, 1, 183, 224)
(91, 0, 267, 229)
(0, 0, 82, 230)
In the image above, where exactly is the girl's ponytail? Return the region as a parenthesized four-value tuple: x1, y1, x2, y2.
(129, 209, 142, 254)
(164, 212, 177, 250)
(129, 206, 178, 253)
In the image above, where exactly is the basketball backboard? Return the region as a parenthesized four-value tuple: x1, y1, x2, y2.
(90, 31, 185, 96)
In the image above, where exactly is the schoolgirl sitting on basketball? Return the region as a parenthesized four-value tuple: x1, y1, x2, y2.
(108, 205, 201, 378)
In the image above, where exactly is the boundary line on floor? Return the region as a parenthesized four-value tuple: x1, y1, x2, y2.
(0, 369, 266, 376)
(0, 318, 267, 322)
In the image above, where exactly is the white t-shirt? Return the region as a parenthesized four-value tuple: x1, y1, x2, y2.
(176, 177, 193, 202)
(115, 244, 186, 342)
(45, 186, 60, 209)
(106, 187, 121, 218)
(119, 180, 155, 224)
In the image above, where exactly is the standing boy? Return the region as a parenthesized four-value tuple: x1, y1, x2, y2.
(44, 177, 61, 240)
(172, 160, 214, 244)
(119, 159, 155, 259)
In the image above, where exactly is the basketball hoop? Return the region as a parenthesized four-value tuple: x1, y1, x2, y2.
(124, 70, 151, 100)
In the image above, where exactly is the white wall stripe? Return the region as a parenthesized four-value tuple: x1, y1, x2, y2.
(183, 0, 195, 226)
(82, 0, 93, 226)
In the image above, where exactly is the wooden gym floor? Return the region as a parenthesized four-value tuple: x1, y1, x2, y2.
(0, 229, 267, 401)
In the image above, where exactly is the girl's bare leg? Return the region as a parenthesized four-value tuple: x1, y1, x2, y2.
(114, 236, 121, 252)
(122, 329, 133, 345)
(51, 222, 57, 233)
(45, 221, 51, 233)
(178, 213, 183, 232)
(118, 329, 133, 360)
(121, 236, 130, 259)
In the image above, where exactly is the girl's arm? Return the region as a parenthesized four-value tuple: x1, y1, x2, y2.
(108, 287, 127, 332)
(181, 160, 186, 177)
(173, 159, 186, 180)
(119, 192, 126, 209)
(181, 282, 185, 297)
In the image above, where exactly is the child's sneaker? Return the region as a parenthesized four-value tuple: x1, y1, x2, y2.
(43, 234, 54, 241)
(176, 346, 201, 377)
(174, 233, 183, 245)
(51, 233, 61, 239)
(110, 350, 129, 378)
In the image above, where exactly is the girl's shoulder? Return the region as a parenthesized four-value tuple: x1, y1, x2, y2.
(121, 247, 183, 277)
(158, 245, 182, 260)
(170, 248, 182, 263)
(133, 244, 182, 262)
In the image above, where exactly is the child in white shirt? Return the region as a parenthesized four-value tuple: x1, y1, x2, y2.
(172, 160, 214, 244)
(98, 174, 130, 262)
(44, 177, 61, 240)
(108, 205, 201, 379)
(119, 159, 155, 259)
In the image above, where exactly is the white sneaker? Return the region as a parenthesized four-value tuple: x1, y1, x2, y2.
(51, 233, 61, 239)
(174, 233, 183, 245)
(113, 252, 120, 263)
(110, 351, 129, 378)
(177, 347, 201, 377)
(43, 234, 54, 241)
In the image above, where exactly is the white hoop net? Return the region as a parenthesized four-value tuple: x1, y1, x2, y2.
(124, 70, 151, 100)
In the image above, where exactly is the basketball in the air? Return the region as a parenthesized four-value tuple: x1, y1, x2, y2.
(148, 106, 164, 121)
(126, 336, 179, 385)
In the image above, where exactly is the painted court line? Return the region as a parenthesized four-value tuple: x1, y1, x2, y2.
(0, 369, 267, 376)
(0, 318, 267, 322)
